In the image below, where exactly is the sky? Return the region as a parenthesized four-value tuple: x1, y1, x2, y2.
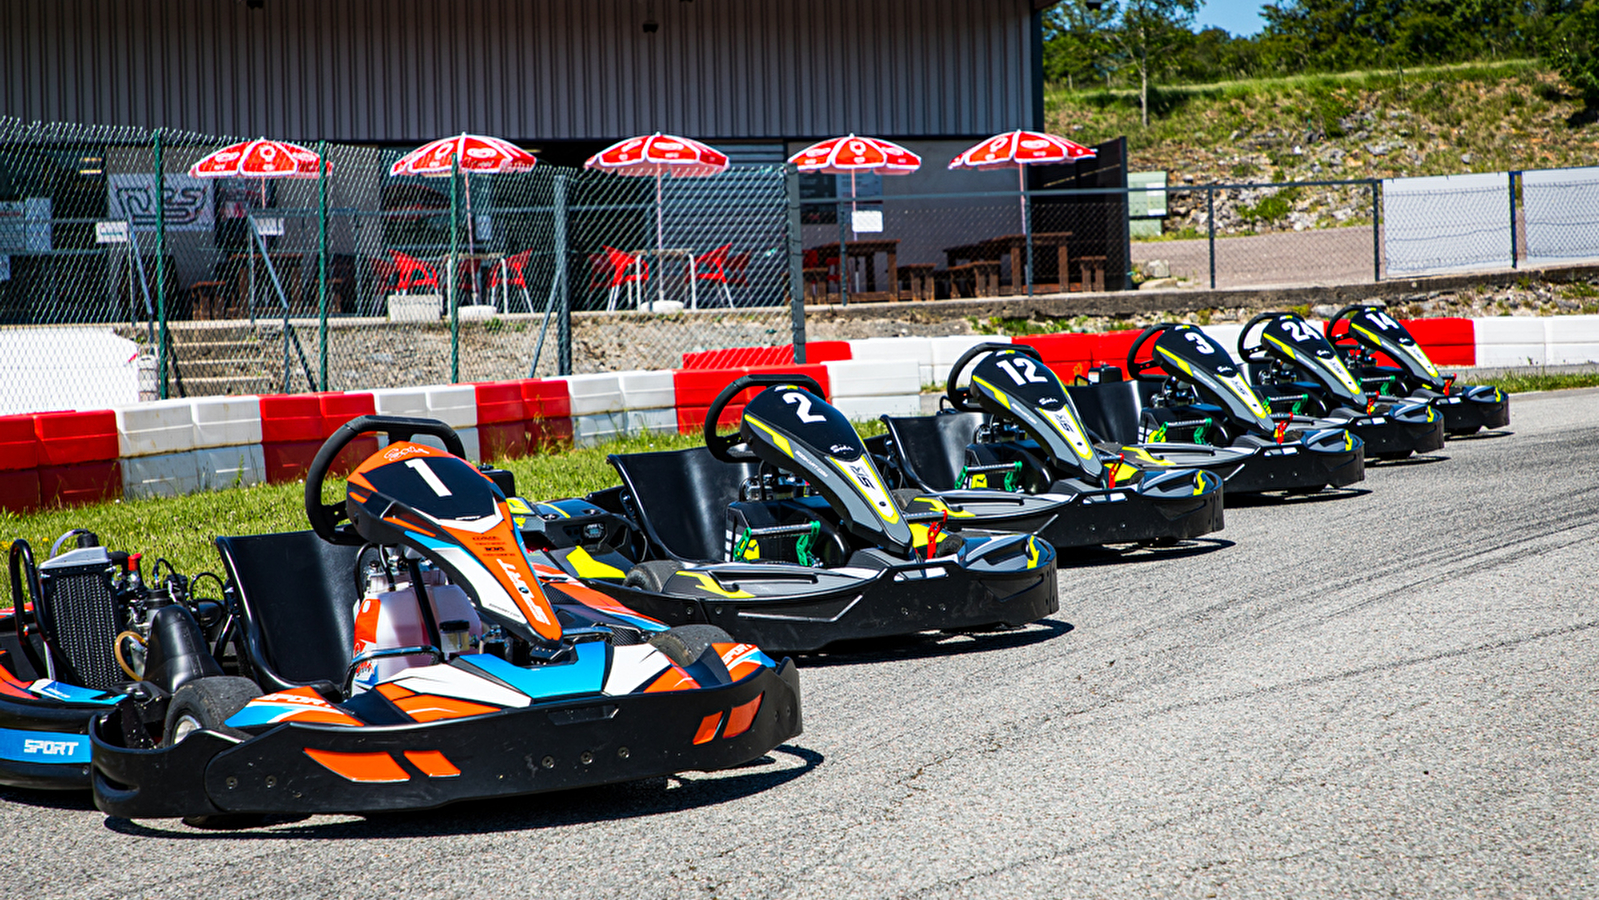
(1192, 0, 1269, 36)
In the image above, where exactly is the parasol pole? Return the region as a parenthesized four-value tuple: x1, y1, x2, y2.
(654, 169, 665, 312)
(1019, 165, 1033, 297)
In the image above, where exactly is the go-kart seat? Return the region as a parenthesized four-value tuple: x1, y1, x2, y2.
(608, 447, 759, 563)
(214, 531, 362, 692)
(1066, 380, 1150, 445)
(878, 413, 984, 492)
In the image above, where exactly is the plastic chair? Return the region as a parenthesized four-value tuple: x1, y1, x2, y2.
(587, 246, 648, 312)
(488, 249, 536, 313)
(688, 243, 735, 307)
(388, 250, 440, 292)
(725, 251, 751, 287)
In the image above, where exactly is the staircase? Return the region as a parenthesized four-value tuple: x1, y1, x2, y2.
(166, 323, 276, 396)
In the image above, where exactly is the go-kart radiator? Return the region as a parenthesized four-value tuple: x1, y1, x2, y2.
(37, 545, 123, 691)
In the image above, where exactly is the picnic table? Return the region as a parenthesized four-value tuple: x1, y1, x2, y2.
(807, 239, 900, 302)
(944, 232, 1073, 295)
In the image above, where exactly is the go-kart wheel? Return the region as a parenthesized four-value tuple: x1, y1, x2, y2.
(944, 342, 1043, 412)
(649, 625, 736, 683)
(703, 373, 825, 463)
(162, 676, 260, 747)
(623, 560, 684, 594)
(305, 415, 469, 545)
(1127, 324, 1181, 381)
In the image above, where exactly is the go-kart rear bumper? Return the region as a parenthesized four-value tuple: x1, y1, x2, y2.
(1433, 391, 1510, 434)
(90, 661, 801, 820)
(593, 556, 1059, 654)
(926, 488, 1223, 549)
(1191, 444, 1364, 495)
(1350, 413, 1446, 458)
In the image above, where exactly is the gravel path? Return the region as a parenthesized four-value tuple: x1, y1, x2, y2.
(3, 388, 1596, 899)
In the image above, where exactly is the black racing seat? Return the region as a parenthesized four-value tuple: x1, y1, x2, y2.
(608, 447, 759, 563)
(877, 413, 983, 492)
(215, 531, 361, 692)
(1066, 380, 1151, 445)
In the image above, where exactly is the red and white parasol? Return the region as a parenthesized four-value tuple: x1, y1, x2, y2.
(789, 134, 922, 176)
(584, 133, 730, 179)
(948, 130, 1096, 171)
(388, 133, 537, 177)
(189, 138, 326, 179)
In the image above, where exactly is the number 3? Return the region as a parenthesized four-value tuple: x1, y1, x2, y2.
(785, 392, 826, 423)
(1184, 331, 1216, 355)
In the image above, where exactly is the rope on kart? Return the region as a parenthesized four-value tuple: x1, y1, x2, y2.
(924, 509, 948, 562)
(1442, 374, 1456, 395)
(734, 527, 754, 561)
(795, 521, 821, 568)
(1273, 418, 1291, 444)
(1193, 417, 1213, 446)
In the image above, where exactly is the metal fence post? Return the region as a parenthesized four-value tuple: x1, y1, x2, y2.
(153, 128, 168, 400)
(1509, 171, 1519, 270)
(449, 157, 460, 382)
(1206, 186, 1216, 291)
(317, 145, 329, 390)
(1371, 179, 1381, 282)
(554, 174, 572, 376)
(785, 164, 807, 363)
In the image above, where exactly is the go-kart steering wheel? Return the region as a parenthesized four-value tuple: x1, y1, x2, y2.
(1324, 304, 1376, 349)
(1238, 312, 1280, 364)
(704, 373, 826, 463)
(305, 415, 469, 546)
(944, 342, 1044, 412)
(1126, 324, 1181, 381)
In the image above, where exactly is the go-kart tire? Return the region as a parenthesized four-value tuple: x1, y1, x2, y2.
(624, 560, 684, 594)
(649, 624, 735, 669)
(163, 676, 260, 747)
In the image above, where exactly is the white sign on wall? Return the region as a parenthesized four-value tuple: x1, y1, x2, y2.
(851, 209, 884, 233)
(106, 174, 214, 232)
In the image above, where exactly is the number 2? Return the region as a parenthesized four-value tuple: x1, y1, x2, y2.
(1282, 319, 1318, 343)
(785, 391, 826, 423)
(996, 357, 1048, 385)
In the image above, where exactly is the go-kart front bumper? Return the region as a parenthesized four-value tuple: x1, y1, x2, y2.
(907, 481, 1223, 550)
(1144, 437, 1365, 496)
(90, 661, 801, 820)
(1345, 408, 1446, 459)
(1430, 387, 1510, 435)
(0, 693, 110, 791)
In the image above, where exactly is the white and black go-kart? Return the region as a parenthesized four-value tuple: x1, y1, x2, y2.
(527, 375, 1059, 655)
(864, 342, 1224, 549)
(1238, 311, 1445, 460)
(1066, 324, 1366, 496)
(1327, 304, 1509, 436)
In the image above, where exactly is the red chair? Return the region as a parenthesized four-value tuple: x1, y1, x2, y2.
(689, 243, 736, 307)
(587, 246, 648, 311)
(388, 250, 440, 292)
(488, 249, 537, 313)
(725, 251, 751, 287)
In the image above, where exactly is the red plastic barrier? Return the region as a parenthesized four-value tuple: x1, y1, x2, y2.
(677, 404, 745, 435)
(258, 394, 325, 443)
(673, 369, 747, 410)
(0, 470, 41, 513)
(520, 379, 572, 420)
(39, 461, 120, 506)
(262, 440, 323, 485)
(681, 341, 853, 370)
(316, 392, 378, 476)
(529, 417, 575, 453)
(0, 415, 39, 472)
(1403, 317, 1476, 366)
(474, 382, 527, 425)
(1092, 330, 1142, 369)
(744, 363, 832, 399)
(33, 410, 118, 467)
(1015, 334, 1095, 383)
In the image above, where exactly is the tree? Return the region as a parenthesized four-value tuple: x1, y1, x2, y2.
(1113, 0, 1203, 126)
(1546, 0, 1599, 105)
(1042, 1, 1121, 91)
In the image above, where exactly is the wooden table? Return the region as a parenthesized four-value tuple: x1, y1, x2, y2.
(806, 239, 900, 301)
(944, 232, 1072, 295)
(228, 251, 308, 316)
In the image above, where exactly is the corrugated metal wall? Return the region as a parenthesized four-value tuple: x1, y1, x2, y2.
(3, 0, 1036, 142)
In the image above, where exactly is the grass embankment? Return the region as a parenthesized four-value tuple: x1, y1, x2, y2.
(1476, 371, 1599, 393)
(1048, 59, 1599, 183)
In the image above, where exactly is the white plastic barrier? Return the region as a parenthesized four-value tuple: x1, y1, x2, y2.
(116, 399, 195, 458)
(191, 396, 262, 449)
(1471, 317, 1549, 367)
(565, 373, 625, 415)
(122, 451, 201, 499)
(574, 411, 627, 447)
(824, 360, 922, 398)
(370, 386, 430, 417)
(424, 385, 478, 428)
(625, 408, 677, 436)
(848, 337, 935, 386)
(1545, 315, 1599, 365)
(929, 335, 1010, 385)
(407, 427, 481, 463)
(195, 444, 267, 490)
(617, 370, 676, 410)
(832, 395, 922, 421)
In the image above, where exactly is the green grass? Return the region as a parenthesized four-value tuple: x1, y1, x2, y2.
(0, 417, 896, 590)
(1476, 371, 1599, 394)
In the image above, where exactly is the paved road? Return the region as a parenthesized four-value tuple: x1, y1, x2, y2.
(4, 389, 1597, 899)
(1132, 227, 1376, 289)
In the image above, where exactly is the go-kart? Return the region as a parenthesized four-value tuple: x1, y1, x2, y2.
(90, 415, 802, 820)
(1326, 304, 1509, 435)
(1238, 312, 1445, 460)
(0, 532, 229, 790)
(1066, 324, 1366, 495)
(529, 375, 1059, 654)
(864, 342, 1223, 549)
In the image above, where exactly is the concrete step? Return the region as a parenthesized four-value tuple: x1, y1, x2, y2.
(173, 357, 272, 379)
(170, 339, 263, 360)
(175, 375, 276, 396)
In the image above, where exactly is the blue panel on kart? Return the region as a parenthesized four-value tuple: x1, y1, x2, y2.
(28, 680, 120, 705)
(457, 641, 607, 700)
(0, 727, 89, 764)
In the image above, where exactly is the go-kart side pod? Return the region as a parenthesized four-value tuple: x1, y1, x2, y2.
(1239, 312, 1445, 459)
(90, 656, 801, 818)
(1328, 305, 1509, 434)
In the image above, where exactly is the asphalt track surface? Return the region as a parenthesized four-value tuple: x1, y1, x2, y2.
(4, 389, 1597, 899)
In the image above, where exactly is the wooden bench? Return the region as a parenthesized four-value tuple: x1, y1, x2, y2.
(803, 267, 833, 303)
(1075, 256, 1107, 293)
(948, 261, 1001, 299)
(187, 281, 228, 320)
(897, 263, 938, 301)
